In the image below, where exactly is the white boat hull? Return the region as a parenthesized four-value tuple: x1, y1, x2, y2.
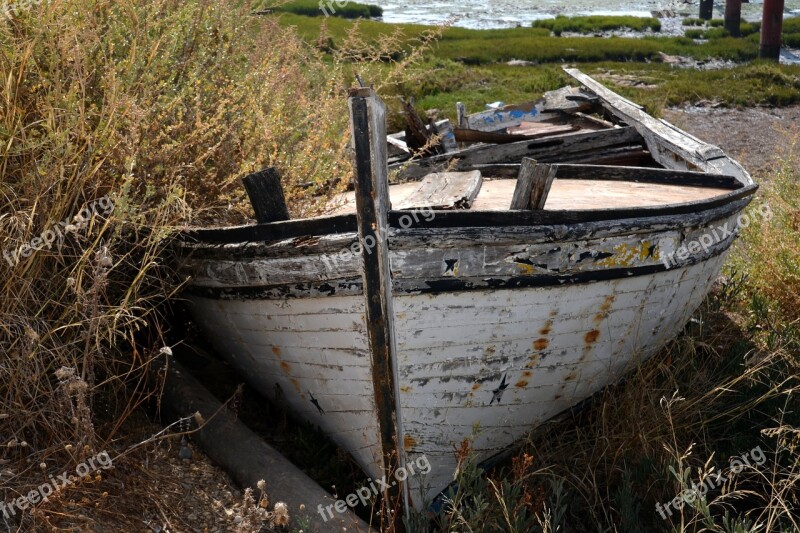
(187, 249, 727, 503)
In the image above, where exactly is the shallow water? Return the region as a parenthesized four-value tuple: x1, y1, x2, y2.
(356, 0, 800, 29)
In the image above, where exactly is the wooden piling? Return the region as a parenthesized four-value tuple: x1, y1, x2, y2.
(347, 87, 405, 528)
(725, 0, 742, 37)
(699, 0, 714, 20)
(760, 0, 785, 60)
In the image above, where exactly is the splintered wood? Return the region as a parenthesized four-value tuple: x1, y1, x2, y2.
(394, 171, 483, 210)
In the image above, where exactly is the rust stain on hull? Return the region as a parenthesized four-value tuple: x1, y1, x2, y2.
(533, 338, 549, 350)
(404, 434, 417, 450)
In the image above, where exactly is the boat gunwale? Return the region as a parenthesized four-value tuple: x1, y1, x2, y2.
(179, 182, 757, 246)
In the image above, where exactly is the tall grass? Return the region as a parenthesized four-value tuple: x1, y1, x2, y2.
(0, 0, 369, 527)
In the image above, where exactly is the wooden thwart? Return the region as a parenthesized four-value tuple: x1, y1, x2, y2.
(510, 158, 556, 210)
(394, 171, 483, 210)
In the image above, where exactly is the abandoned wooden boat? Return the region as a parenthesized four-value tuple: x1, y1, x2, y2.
(177, 69, 756, 512)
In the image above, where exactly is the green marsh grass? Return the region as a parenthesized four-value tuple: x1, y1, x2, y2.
(532, 14, 661, 36)
(257, 0, 383, 18)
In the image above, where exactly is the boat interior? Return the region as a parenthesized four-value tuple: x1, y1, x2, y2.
(327, 83, 743, 216)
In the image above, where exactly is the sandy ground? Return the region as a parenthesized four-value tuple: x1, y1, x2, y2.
(663, 104, 800, 181)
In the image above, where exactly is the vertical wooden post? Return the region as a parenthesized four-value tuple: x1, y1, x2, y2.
(699, 0, 714, 20)
(241, 168, 290, 223)
(456, 102, 468, 128)
(725, 0, 742, 36)
(347, 87, 406, 526)
(760, 0, 785, 60)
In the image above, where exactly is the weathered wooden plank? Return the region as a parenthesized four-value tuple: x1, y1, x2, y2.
(529, 161, 557, 210)
(347, 87, 404, 519)
(510, 159, 536, 210)
(182, 188, 755, 255)
(507, 122, 580, 136)
(388, 119, 457, 153)
(540, 86, 598, 114)
(552, 163, 742, 189)
(460, 100, 544, 132)
(241, 168, 290, 224)
(564, 68, 755, 187)
(433, 119, 458, 153)
(391, 126, 643, 180)
(394, 171, 483, 210)
(454, 124, 578, 144)
(161, 357, 375, 533)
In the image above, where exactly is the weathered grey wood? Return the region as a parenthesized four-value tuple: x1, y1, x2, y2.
(552, 164, 742, 189)
(395, 171, 482, 210)
(242, 168, 290, 224)
(161, 357, 374, 533)
(386, 135, 410, 153)
(564, 68, 755, 187)
(460, 100, 561, 132)
(530, 163, 557, 210)
(510, 158, 537, 210)
(391, 126, 642, 179)
(573, 111, 616, 129)
(433, 119, 458, 153)
(540, 86, 598, 114)
(454, 124, 578, 144)
(456, 101, 467, 128)
(347, 87, 405, 522)
(510, 159, 555, 210)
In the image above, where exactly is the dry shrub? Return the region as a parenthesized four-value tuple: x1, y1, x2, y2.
(736, 131, 800, 321)
(0, 0, 430, 528)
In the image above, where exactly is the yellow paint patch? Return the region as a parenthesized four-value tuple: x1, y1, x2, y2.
(595, 240, 655, 268)
(517, 262, 535, 275)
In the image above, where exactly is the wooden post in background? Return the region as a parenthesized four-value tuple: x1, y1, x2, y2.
(725, 0, 742, 36)
(760, 0, 785, 60)
(699, 0, 714, 20)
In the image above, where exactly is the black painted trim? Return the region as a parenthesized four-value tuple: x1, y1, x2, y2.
(179, 184, 757, 246)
